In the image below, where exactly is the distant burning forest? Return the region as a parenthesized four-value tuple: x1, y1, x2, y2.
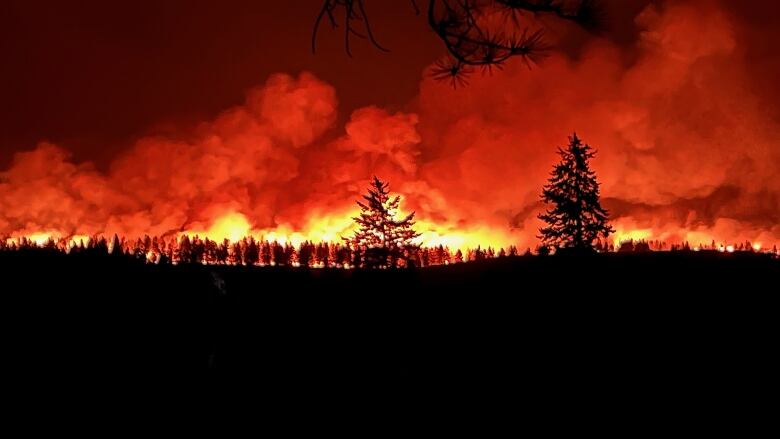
(1, 1, 779, 258)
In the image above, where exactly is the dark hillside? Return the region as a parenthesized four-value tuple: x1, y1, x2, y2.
(2, 250, 777, 396)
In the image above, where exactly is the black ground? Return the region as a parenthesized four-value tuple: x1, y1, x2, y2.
(2, 250, 777, 399)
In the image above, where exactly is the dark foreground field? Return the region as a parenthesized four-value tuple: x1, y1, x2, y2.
(2, 250, 777, 397)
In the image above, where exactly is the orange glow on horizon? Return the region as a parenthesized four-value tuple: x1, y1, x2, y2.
(177, 210, 522, 252)
(184, 211, 252, 243)
(5, 212, 777, 257)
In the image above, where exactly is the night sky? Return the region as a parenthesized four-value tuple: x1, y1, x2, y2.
(2, 0, 657, 168)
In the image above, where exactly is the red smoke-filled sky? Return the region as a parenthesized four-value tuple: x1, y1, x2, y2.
(1, 0, 779, 248)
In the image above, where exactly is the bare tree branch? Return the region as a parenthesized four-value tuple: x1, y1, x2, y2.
(312, 0, 390, 57)
(313, 0, 603, 86)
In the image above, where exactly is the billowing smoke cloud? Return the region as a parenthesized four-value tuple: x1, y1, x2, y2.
(412, 0, 780, 246)
(1, 0, 779, 249)
(1, 72, 344, 239)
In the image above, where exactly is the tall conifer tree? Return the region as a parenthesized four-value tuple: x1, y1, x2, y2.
(349, 176, 420, 268)
(539, 133, 614, 251)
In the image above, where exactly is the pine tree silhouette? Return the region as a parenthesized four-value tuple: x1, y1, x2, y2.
(454, 249, 463, 263)
(348, 176, 420, 268)
(110, 234, 123, 256)
(245, 238, 259, 266)
(179, 235, 193, 264)
(539, 133, 614, 252)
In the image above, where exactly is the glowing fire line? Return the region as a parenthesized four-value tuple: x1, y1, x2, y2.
(3, 211, 779, 256)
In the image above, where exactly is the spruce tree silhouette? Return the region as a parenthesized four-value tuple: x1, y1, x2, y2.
(539, 133, 614, 253)
(245, 238, 259, 266)
(348, 176, 420, 268)
(179, 235, 193, 264)
(110, 234, 122, 256)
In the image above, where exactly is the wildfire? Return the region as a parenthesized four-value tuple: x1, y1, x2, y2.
(413, 220, 519, 252)
(3, 207, 778, 261)
(184, 212, 252, 243)
(256, 211, 357, 248)
(27, 231, 59, 246)
(180, 210, 520, 252)
(2, 3, 780, 266)
(3, 209, 779, 258)
(609, 226, 775, 254)
(611, 229, 654, 246)
(4, 231, 87, 247)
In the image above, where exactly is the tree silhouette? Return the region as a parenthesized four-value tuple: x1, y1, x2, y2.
(110, 234, 123, 256)
(312, 0, 603, 87)
(245, 238, 260, 266)
(538, 133, 613, 252)
(179, 235, 193, 264)
(454, 249, 464, 263)
(348, 176, 420, 268)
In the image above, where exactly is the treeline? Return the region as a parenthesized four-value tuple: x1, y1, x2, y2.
(2, 235, 776, 268)
(607, 239, 775, 253)
(0, 234, 524, 268)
